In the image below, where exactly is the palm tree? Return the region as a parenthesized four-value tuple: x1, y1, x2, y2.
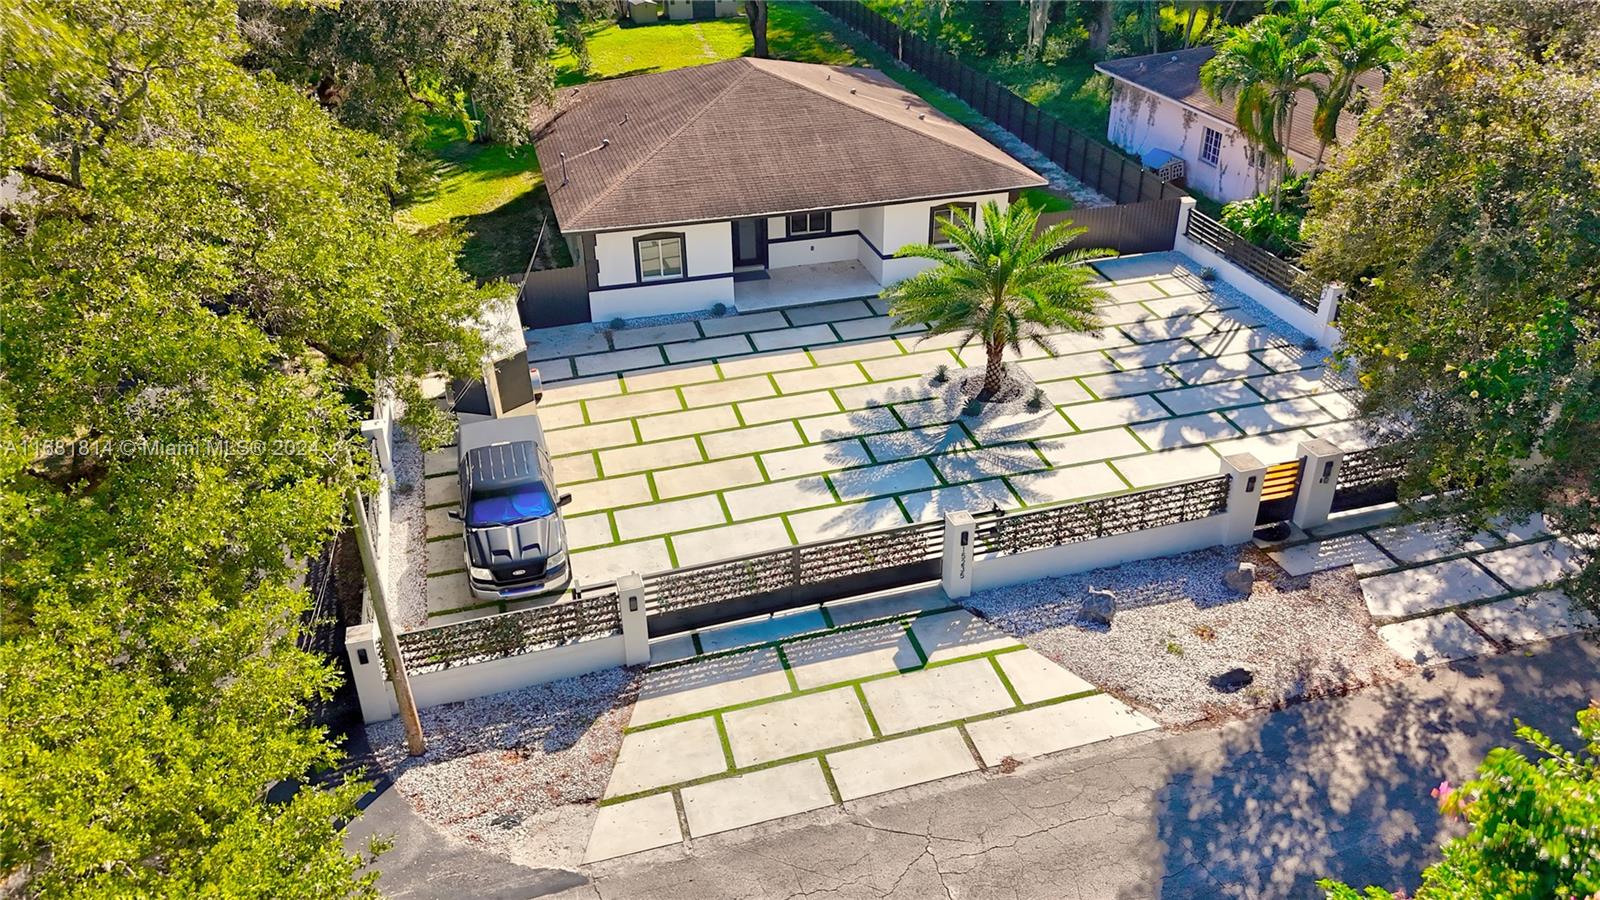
(883, 201, 1113, 402)
(1310, 8, 1407, 166)
(1201, 15, 1328, 211)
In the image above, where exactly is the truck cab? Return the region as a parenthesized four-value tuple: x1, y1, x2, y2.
(451, 419, 572, 601)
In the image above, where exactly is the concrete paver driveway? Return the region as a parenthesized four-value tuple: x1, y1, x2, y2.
(505, 252, 1360, 601)
(582, 588, 1154, 863)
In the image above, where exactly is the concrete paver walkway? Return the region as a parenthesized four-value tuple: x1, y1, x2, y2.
(582, 590, 1153, 863)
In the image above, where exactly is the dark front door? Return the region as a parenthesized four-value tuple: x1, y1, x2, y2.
(692, 0, 714, 17)
(1255, 458, 1306, 525)
(732, 218, 767, 269)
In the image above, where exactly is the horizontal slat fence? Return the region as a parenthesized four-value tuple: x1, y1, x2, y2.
(974, 476, 1232, 556)
(1183, 210, 1318, 309)
(396, 587, 622, 673)
(812, 0, 1186, 208)
(1331, 446, 1404, 512)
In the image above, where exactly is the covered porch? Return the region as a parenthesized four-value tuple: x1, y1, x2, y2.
(732, 260, 883, 312)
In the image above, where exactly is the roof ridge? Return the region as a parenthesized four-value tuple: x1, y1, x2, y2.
(565, 60, 757, 226)
(753, 60, 1037, 181)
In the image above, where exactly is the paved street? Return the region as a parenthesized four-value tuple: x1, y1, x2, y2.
(350, 633, 1600, 899)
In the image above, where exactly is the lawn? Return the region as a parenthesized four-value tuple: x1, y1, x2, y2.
(1016, 186, 1073, 213)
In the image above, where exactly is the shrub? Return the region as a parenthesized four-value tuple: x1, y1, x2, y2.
(931, 363, 950, 384)
(1199, 266, 1217, 282)
(711, 302, 728, 317)
(608, 317, 626, 331)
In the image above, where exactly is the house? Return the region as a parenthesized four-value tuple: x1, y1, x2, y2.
(530, 58, 1046, 323)
(1096, 47, 1380, 203)
(621, 0, 740, 25)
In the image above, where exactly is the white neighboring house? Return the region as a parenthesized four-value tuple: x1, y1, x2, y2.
(531, 57, 1046, 324)
(1096, 47, 1379, 204)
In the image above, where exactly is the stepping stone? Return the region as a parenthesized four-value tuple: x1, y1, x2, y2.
(585, 388, 683, 423)
(424, 505, 462, 539)
(613, 321, 701, 349)
(1168, 354, 1271, 385)
(539, 402, 585, 430)
(722, 476, 834, 521)
(1081, 369, 1185, 399)
(604, 717, 727, 797)
(862, 350, 957, 381)
(995, 650, 1095, 704)
(680, 377, 776, 408)
(864, 424, 973, 462)
(570, 539, 672, 587)
(824, 587, 949, 627)
(598, 436, 703, 477)
(670, 518, 793, 568)
(723, 687, 873, 767)
(545, 419, 637, 456)
(637, 406, 740, 443)
(1008, 463, 1126, 506)
(808, 336, 906, 366)
(828, 459, 941, 501)
(738, 390, 840, 425)
(1366, 520, 1497, 564)
(623, 362, 723, 393)
(1017, 353, 1118, 384)
(1472, 540, 1580, 590)
(1130, 413, 1241, 450)
(908, 609, 1022, 664)
(1491, 513, 1554, 543)
(774, 362, 866, 394)
(538, 374, 624, 406)
(665, 335, 755, 363)
(565, 513, 615, 551)
(583, 793, 682, 863)
(783, 621, 920, 690)
(826, 728, 978, 801)
(552, 452, 599, 485)
(899, 479, 1018, 522)
(696, 608, 828, 655)
(423, 476, 460, 508)
(699, 310, 789, 336)
(701, 420, 804, 459)
(1269, 533, 1389, 576)
(526, 324, 608, 360)
(613, 494, 727, 541)
(931, 443, 1048, 483)
(1060, 396, 1171, 430)
(631, 648, 792, 726)
(1378, 614, 1492, 666)
(423, 449, 456, 477)
(563, 475, 652, 516)
(680, 759, 834, 838)
(785, 299, 873, 325)
(1211, 429, 1313, 464)
(966, 694, 1157, 766)
(577, 346, 668, 377)
(860, 658, 1015, 734)
(1227, 398, 1330, 435)
(425, 572, 472, 613)
(425, 539, 464, 575)
(1247, 370, 1330, 401)
(1157, 382, 1264, 416)
(798, 408, 900, 443)
(834, 316, 921, 341)
(1112, 446, 1222, 488)
(752, 323, 836, 351)
(1465, 592, 1596, 645)
(717, 348, 813, 378)
(1360, 558, 1503, 619)
(651, 456, 763, 499)
(966, 410, 1075, 444)
(760, 436, 875, 483)
(786, 498, 908, 544)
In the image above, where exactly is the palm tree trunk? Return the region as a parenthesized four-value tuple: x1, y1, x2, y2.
(981, 339, 1006, 400)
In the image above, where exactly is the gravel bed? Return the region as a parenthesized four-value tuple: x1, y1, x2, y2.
(387, 433, 430, 629)
(364, 667, 640, 865)
(964, 545, 1411, 727)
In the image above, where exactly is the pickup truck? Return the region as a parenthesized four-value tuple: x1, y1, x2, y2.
(450, 416, 572, 601)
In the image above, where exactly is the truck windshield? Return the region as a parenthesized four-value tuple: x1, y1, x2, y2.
(468, 484, 556, 527)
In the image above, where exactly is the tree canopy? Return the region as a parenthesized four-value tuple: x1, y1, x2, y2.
(1299, 2, 1599, 608)
(1, 0, 490, 892)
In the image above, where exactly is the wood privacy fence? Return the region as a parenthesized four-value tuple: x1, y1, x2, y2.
(517, 265, 589, 328)
(1040, 200, 1183, 256)
(812, 0, 1186, 207)
(1182, 209, 1318, 309)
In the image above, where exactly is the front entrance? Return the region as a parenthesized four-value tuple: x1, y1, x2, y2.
(1255, 458, 1306, 525)
(732, 217, 768, 270)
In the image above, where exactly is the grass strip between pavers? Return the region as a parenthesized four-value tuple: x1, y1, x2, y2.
(626, 641, 1026, 735)
(599, 686, 1103, 808)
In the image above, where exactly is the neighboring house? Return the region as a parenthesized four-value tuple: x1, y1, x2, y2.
(1096, 47, 1380, 203)
(531, 57, 1046, 323)
(621, 0, 740, 25)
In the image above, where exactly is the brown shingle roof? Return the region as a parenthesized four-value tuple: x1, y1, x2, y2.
(533, 58, 1046, 233)
(1095, 47, 1382, 161)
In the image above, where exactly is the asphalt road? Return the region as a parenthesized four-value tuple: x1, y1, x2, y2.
(348, 634, 1600, 899)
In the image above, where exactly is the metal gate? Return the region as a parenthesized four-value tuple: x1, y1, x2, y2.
(1255, 458, 1305, 525)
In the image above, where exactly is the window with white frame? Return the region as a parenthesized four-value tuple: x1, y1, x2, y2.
(635, 233, 684, 281)
(787, 210, 829, 236)
(929, 202, 976, 245)
(1200, 127, 1222, 166)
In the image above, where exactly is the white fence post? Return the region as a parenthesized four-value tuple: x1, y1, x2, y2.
(1316, 282, 1346, 347)
(942, 511, 976, 600)
(1219, 452, 1267, 544)
(359, 416, 393, 474)
(1292, 437, 1344, 531)
(617, 573, 651, 666)
(345, 623, 396, 724)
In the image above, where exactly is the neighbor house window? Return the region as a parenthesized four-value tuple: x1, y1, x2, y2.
(929, 202, 976, 245)
(787, 210, 829, 236)
(1200, 127, 1222, 167)
(635, 233, 684, 281)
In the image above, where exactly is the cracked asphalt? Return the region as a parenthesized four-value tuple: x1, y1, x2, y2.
(350, 634, 1599, 899)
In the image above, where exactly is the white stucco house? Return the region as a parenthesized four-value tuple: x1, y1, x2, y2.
(1096, 47, 1379, 204)
(531, 57, 1046, 324)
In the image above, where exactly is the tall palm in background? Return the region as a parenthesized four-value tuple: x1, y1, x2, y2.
(883, 201, 1112, 401)
(1202, 16, 1327, 211)
(1310, 8, 1408, 166)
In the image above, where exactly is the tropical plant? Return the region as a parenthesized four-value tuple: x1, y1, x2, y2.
(1220, 172, 1311, 256)
(1310, 5, 1409, 166)
(1320, 703, 1600, 898)
(883, 201, 1112, 400)
(1201, 11, 1329, 210)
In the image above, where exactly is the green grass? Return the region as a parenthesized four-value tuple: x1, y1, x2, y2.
(1016, 186, 1074, 213)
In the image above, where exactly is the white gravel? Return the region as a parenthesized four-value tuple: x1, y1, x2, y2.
(364, 667, 640, 866)
(387, 432, 431, 630)
(964, 545, 1411, 727)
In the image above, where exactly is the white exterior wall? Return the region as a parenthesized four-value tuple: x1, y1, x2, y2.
(590, 277, 734, 322)
(1106, 81, 1308, 204)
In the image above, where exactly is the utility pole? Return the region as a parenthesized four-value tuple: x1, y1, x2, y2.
(348, 488, 426, 756)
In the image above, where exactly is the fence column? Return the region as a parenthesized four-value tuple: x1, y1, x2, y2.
(1316, 282, 1346, 345)
(1173, 196, 1198, 250)
(359, 416, 393, 474)
(345, 623, 396, 724)
(1291, 438, 1344, 531)
(617, 573, 651, 666)
(942, 511, 976, 599)
(1219, 452, 1267, 544)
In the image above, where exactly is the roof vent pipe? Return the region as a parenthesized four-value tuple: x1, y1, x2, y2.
(559, 152, 568, 186)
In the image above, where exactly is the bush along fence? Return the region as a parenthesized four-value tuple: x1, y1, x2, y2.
(345, 436, 1404, 723)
